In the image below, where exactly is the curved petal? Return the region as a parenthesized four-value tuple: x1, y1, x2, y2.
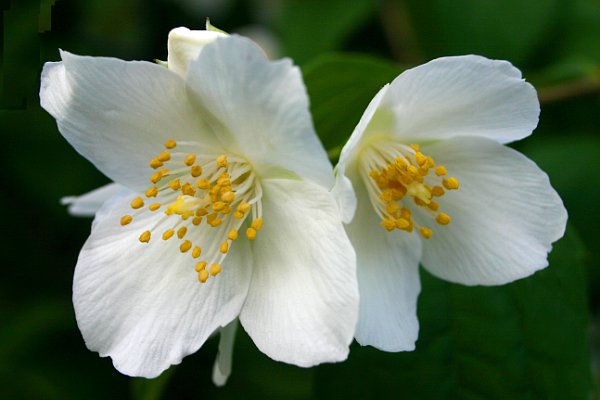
(167, 27, 226, 78)
(419, 136, 567, 285)
(331, 169, 357, 224)
(73, 190, 252, 378)
(212, 319, 238, 387)
(186, 36, 334, 189)
(346, 177, 422, 351)
(61, 183, 122, 217)
(239, 178, 358, 367)
(373, 55, 539, 145)
(40, 51, 220, 192)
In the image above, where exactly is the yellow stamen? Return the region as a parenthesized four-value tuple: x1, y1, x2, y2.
(216, 155, 228, 168)
(251, 218, 264, 231)
(190, 165, 203, 177)
(157, 151, 171, 162)
(164, 139, 176, 149)
(145, 186, 158, 198)
(419, 227, 433, 239)
(198, 269, 209, 283)
(228, 229, 238, 240)
(212, 201, 225, 212)
(177, 226, 187, 239)
(381, 219, 396, 232)
(434, 166, 447, 176)
(120, 215, 133, 226)
(431, 186, 445, 197)
(221, 191, 235, 203)
(443, 177, 459, 190)
(184, 153, 196, 166)
(131, 197, 144, 209)
(195, 261, 207, 272)
(410, 143, 420, 151)
(149, 158, 163, 169)
(192, 216, 202, 225)
(436, 213, 451, 225)
(192, 246, 202, 258)
(197, 179, 210, 190)
(148, 203, 161, 211)
(246, 227, 257, 240)
(210, 263, 222, 276)
(181, 183, 196, 196)
(150, 171, 163, 184)
(220, 242, 229, 254)
(180, 240, 192, 253)
(162, 229, 174, 240)
(139, 230, 151, 243)
(168, 179, 181, 191)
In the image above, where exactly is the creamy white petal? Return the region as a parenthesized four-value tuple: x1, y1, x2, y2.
(419, 136, 567, 285)
(61, 183, 122, 217)
(331, 168, 357, 224)
(212, 319, 238, 387)
(73, 190, 252, 378)
(360, 56, 539, 145)
(167, 27, 226, 78)
(239, 178, 358, 366)
(345, 177, 421, 351)
(186, 36, 334, 189)
(40, 51, 219, 192)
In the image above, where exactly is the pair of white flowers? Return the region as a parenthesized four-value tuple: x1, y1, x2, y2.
(40, 26, 567, 385)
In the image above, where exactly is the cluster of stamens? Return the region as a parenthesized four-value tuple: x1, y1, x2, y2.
(120, 139, 263, 283)
(361, 142, 459, 239)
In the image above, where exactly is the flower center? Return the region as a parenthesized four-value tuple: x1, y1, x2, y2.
(120, 139, 263, 283)
(360, 141, 459, 239)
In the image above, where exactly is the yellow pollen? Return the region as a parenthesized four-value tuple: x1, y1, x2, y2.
(177, 226, 187, 239)
(190, 165, 203, 177)
(192, 246, 202, 258)
(381, 219, 396, 232)
(251, 218, 264, 231)
(419, 227, 433, 239)
(164, 139, 176, 149)
(395, 218, 410, 230)
(246, 227, 257, 240)
(148, 203, 161, 211)
(216, 155, 228, 168)
(198, 269, 209, 283)
(150, 171, 163, 184)
(195, 261, 207, 272)
(222, 205, 232, 215)
(184, 153, 196, 166)
(233, 211, 245, 219)
(220, 241, 229, 254)
(443, 177, 460, 190)
(192, 216, 202, 225)
(180, 240, 192, 253)
(139, 230, 151, 243)
(120, 215, 133, 226)
(436, 212, 451, 225)
(162, 229, 174, 240)
(386, 203, 400, 216)
(210, 263, 222, 276)
(145, 186, 158, 198)
(168, 179, 181, 191)
(131, 197, 144, 209)
(237, 201, 251, 213)
(181, 183, 196, 196)
(221, 191, 235, 203)
(196, 208, 208, 216)
(197, 179, 210, 190)
(157, 151, 171, 162)
(410, 143, 420, 151)
(212, 201, 225, 212)
(431, 186, 445, 197)
(228, 229, 238, 240)
(415, 152, 427, 166)
(428, 201, 440, 211)
(149, 158, 163, 169)
(207, 215, 222, 227)
(434, 166, 447, 176)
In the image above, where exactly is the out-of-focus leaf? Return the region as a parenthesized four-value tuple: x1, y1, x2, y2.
(303, 53, 402, 152)
(131, 369, 174, 400)
(314, 227, 592, 399)
(277, 0, 374, 63)
(404, 0, 561, 65)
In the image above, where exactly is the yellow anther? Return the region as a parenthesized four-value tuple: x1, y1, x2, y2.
(192, 216, 202, 225)
(192, 246, 202, 258)
(221, 205, 232, 215)
(410, 144, 420, 151)
(180, 240, 192, 253)
(212, 201, 225, 212)
(207, 215, 222, 227)
(150, 171, 163, 184)
(251, 218, 264, 231)
(181, 183, 196, 196)
(139, 230, 151, 243)
(436, 212, 451, 225)
(407, 165, 420, 177)
(120, 215, 133, 226)
(380, 190, 393, 204)
(196, 208, 208, 216)
(197, 179, 210, 190)
(395, 218, 410, 230)
(198, 269, 209, 283)
(237, 202, 251, 213)
(157, 151, 171, 162)
(164, 139, 176, 149)
(149, 158, 163, 169)
(426, 157, 435, 168)
(221, 191, 235, 203)
(210, 263, 222, 276)
(431, 186, 445, 197)
(400, 207, 412, 219)
(145, 186, 158, 198)
(184, 153, 196, 166)
(220, 241, 229, 254)
(434, 166, 447, 176)
(380, 218, 396, 232)
(428, 201, 440, 211)
(216, 155, 228, 168)
(177, 226, 187, 239)
(394, 157, 407, 169)
(162, 229, 174, 240)
(233, 211, 245, 219)
(149, 203, 161, 211)
(246, 227, 257, 240)
(419, 227, 433, 239)
(415, 152, 427, 166)
(228, 229, 238, 240)
(131, 197, 144, 209)
(195, 261, 207, 272)
(386, 203, 400, 216)
(190, 165, 203, 177)
(443, 177, 459, 190)
(168, 179, 181, 191)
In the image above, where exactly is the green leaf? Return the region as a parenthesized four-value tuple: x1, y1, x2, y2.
(314, 227, 592, 399)
(303, 53, 403, 153)
(131, 368, 175, 400)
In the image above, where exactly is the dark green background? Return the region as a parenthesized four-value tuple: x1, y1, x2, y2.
(1, 0, 599, 398)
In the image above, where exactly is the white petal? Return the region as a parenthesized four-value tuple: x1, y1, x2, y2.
(239, 178, 358, 367)
(331, 169, 356, 224)
(419, 136, 567, 285)
(61, 183, 123, 217)
(167, 27, 226, 77)
(212, 319, 238, 387)
(379, 55, 539, 144)
(40, 52, 219, 192)
(186, 36, 334, 189)
(345, 177, 421, 351)
(73, 190, 252, 378)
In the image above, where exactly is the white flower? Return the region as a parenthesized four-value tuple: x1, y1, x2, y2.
(40, 28, 359, 380)
(333, 55, 567, 352)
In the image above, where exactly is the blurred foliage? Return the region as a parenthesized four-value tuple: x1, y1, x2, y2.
(1, 0, 599, 399)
